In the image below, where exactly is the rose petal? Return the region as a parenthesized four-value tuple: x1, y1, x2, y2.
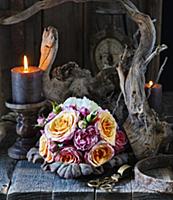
(55, 146, 81, 164)
(39, 134, 54, 163)
(74, 125, 99, 151)
(115, 130, 127, 153)
(45, 109, 79, 142)
(97, 110, 117, 146)
(85, 141, 114, 167)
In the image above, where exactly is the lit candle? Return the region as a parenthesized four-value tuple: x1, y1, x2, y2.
(11, 55, 43, 104)
(145, 81, 162, 113)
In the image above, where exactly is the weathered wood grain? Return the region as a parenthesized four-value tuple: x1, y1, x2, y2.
(96, 179, 132, 200)
(0, 154, 16, 200)
(0, 0, 11, 115)
(24, 0, 42, 66)
(43, 2, 83, 67)
(132, 180, 173, 200)
(125, 0, 163, 82)
(52, 176, 94, 200)
(10, 0, 25, 66)
(7, 160, 94, 200)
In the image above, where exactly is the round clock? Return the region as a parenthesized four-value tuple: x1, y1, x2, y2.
(90, 29, 131, 73)
(94, 37, 124, 70)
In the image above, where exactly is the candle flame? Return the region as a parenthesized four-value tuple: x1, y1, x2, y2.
(148, 81, 154, 88)
(23, 55, 29, 72)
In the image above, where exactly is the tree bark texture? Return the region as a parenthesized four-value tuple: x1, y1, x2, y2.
(117, 0, 172, 159)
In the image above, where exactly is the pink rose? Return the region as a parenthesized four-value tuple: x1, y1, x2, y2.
(55, 146, 81, 164)
(79, 107, 90, 117)
(85, 141, 115, 167)
(115, 130, 127, 153)
(48, 140, 58, 153)
(74, 125, 99, 151)
(47, 112, 56, 122)
(37, 116, 46, 127)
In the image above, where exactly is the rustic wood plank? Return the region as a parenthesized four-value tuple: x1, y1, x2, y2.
(96, 179, 132, 200)
(132, 180, 173, 200)
(52, 176, 94, 200)
(43, 2, 83, 67)
(0, 154, 16, 200)
(10, 0, 25, 66)
(0, 0, 11, 115)
(7, 160, 94, 200)
(24, 0, 42, 66)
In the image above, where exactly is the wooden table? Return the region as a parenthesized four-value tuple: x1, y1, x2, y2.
(0, 92, 173, 200)
(1, 153, 173, 200)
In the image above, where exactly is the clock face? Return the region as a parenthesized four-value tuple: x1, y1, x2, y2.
(94, 38, 124, 70)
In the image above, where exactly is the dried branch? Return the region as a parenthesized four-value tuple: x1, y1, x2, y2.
(0, 0, 110, 25)
(117, 0, 173, 160)
(116, 45, 128, 102)
(155, 57, 168, 84)
(132, 19, 156, 49)
(144, 44, 168, 67)
(112, 92, 122, 116)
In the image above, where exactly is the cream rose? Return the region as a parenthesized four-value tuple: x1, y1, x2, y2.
(39, 134, 54, 163)
(44, 109, 79, 142)
(97, 110, 117, 146)
(85, 141, 114, 167)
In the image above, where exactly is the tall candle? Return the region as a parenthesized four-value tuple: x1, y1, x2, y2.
(11, 55, 43, 104)
(145, 81, 162, 113)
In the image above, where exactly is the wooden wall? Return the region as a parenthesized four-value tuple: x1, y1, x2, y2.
(0, 0, 163, 115)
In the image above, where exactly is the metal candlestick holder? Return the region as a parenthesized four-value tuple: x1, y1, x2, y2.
(5, 100, 46, 160)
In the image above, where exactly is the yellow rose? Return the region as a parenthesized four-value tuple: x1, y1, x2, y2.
(45, 109, 79, 142)
(86, 141, 115, 167)
(39, 134, 54, 163)
(97, 110, 117, 146)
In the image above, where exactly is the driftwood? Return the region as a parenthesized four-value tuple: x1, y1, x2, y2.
(38, 26, 124, 122)
(116, 0, 173, 159)
(0, 0, 172, 161)
(37, 0, 173, 160)
(0, 0, 115, 25)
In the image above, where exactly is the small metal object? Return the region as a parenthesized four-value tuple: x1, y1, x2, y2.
(117, 164, 132, 177)
(87, 179, 100, 188)
(87, 164, 132, 191)
(111, 174, 120, 181)
(100, 183, 113, 192)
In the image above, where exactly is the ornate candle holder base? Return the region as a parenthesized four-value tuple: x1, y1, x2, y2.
(5, 100, 46, 160)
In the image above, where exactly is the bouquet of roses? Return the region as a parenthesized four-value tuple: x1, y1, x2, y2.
(37, 97, 127, 169)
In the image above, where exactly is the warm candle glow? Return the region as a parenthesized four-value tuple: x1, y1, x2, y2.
(23, 55, 29, 72)
(148, 81, 154, 88)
